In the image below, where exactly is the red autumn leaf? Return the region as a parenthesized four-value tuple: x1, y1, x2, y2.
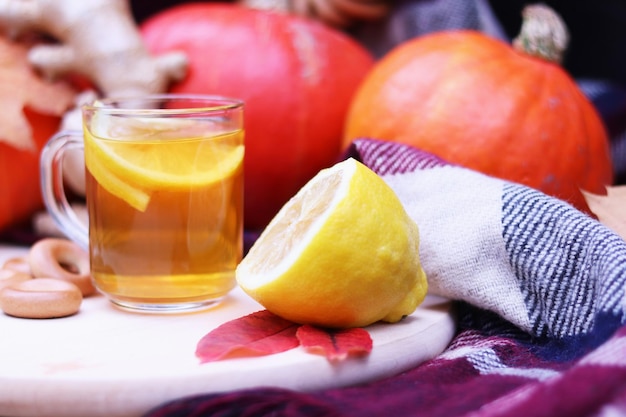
(0, 37, 75, 150)
(296, 325, 373, 361)
(195, 310, 300, 363)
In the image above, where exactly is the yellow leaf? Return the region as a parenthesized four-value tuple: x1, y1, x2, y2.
(582, 186, 626, 241)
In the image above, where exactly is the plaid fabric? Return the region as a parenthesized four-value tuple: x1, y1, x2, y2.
(354, 139, 626, 341)
(145, 138, 626, 417)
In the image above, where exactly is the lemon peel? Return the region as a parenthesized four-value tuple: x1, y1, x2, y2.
(236, 157, 427, 328)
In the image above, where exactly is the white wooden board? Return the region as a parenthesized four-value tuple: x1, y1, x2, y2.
(0, 245, 455, 417)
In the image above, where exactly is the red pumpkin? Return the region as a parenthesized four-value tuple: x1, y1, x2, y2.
(0, 38, 75, 232)
(140, 3, 375, 230)
(343, 12, 613, 212)
(0, 111, 61, 231)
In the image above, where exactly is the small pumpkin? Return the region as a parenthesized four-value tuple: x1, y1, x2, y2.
(343, 4, 613, 212)
(140, 3, 375, 230)
(0, 37, 75, 232)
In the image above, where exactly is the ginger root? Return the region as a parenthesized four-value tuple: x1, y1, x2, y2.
(0, 0, 188, 98)
(0, 0, 189, 196)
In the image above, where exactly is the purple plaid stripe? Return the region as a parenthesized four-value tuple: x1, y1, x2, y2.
(348, 139, 448, 174)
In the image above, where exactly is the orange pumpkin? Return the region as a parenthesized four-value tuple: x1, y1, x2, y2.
(343, 6, 613, 212)
(0, 110, 62, 231)
(0, 38, 75, 232)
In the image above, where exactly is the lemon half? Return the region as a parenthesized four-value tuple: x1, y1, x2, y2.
(236, 158, 427, 328)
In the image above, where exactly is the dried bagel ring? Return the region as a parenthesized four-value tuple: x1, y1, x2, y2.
(28, 238, 95, 297)
(0, 278, 82, 319)
(2, 256, 32, 275)
(0, 269, 31, 291)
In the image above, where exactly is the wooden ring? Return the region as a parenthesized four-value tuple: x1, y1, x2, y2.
(0, 278, 82, 319)
(28, 238, 96, 297)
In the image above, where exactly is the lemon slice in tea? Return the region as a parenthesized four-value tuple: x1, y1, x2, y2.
(84, 116, 244, 211)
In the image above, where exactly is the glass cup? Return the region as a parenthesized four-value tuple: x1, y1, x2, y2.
(41, 95, 245, 313)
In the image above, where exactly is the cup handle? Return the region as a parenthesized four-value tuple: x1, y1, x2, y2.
(40, 130, 89, 250)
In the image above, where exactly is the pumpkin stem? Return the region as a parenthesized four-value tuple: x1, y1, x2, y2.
(513, 4, 569, 64)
